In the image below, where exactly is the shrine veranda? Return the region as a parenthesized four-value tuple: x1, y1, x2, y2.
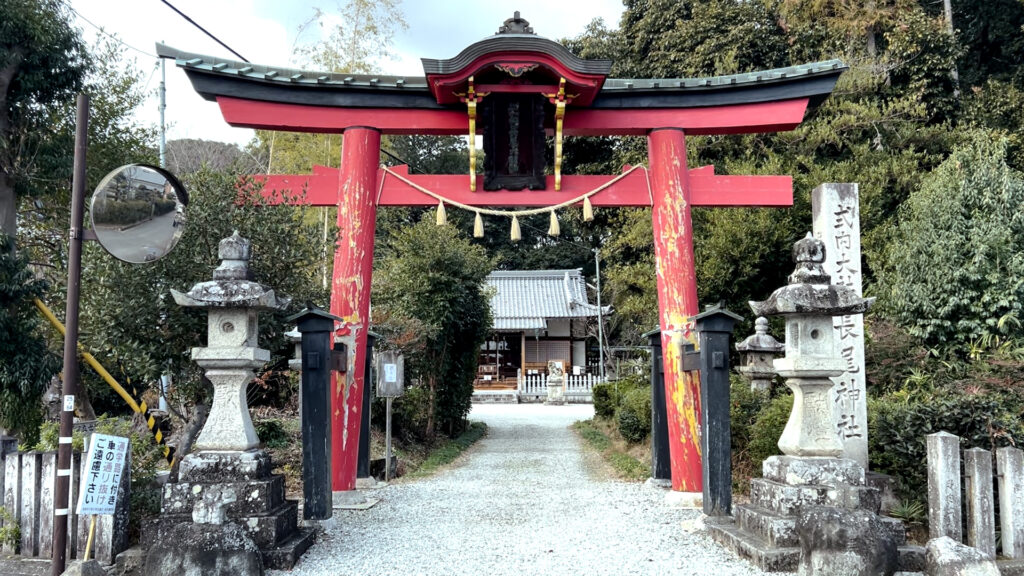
(158, 13, 845, 496)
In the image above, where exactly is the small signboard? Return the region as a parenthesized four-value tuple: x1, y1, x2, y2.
(376, 351, 405, 397)
(76, 433, 129, 516)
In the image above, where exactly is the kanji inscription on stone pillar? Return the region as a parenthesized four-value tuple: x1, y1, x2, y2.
(812, 183, 867, 467)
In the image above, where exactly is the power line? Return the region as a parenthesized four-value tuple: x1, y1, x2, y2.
(160, 0, 249, 63)
(64, 2, 158, 58)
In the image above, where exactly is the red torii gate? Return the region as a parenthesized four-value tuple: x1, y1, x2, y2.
(159, 13, 843, 497)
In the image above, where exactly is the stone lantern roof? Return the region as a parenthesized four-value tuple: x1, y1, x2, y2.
(749, 233, 873, 317)
(736, 317, 785, 354)
(170, 231, 291, 310)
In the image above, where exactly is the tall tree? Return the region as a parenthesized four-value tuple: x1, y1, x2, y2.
(21, 37, 159, 313)
(0, 0, 87, 241)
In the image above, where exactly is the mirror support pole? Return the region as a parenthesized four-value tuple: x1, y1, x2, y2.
(51, 93, 88, 576)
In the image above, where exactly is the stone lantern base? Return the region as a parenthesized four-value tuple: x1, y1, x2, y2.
(149, 449, 314, 571)
(707, 456, 923, 572)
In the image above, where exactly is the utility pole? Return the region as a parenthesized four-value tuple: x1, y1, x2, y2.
(51, 94, 88, 576)
(594, 248, 605, 381)
(943, 0, 961, 99)
(159, 56, 167, 168)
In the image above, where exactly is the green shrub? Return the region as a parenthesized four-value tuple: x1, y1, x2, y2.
(869, 392, 1024, 497)
(747, 392, 793, 467)
(34, 420, 86, 452)
(0, 506, 19, 550)
(594, 374, 647, 420)
(729, 374, 771, 486)
(254, 419, 290, 449)
(92, 200, 154, 226)
(385, 384, 432, 442)
(593, 383, 617, 419)
(616, 385, 652, 443)
(729, 374, 769, 452)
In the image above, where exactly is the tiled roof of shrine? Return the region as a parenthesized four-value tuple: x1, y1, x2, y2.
(487, 269, 611, 332)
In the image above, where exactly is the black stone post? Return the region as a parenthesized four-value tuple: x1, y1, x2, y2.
(643, 327, 671, 481)
(357, 331, 379, 481)
(694, 305, 743, 517)
(289, 306, 341, 521)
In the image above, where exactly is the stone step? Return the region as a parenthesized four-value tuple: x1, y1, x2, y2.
(261, 526, 316, 570)
(161, 475, 287, 516)
(734, 504, 798, 547)
(898, 545, 926, 573)
(706, 517, 800, 572)
(762, 456, 865, 486)
(879, 516, 908, 547)
(708, 517, 925, 573)
(997, 557, 1024, 576)
(235, 500, 299, 549)
(471, 391, 519, 404)
(734, 503, 908, 548)
(750, 478, 881, 515)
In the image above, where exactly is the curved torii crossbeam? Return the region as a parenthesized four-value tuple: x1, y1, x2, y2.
(158, 13, 844, 497)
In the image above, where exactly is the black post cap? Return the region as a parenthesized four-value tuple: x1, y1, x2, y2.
(287, 305, 341, 333)
(694, 303, 743, 333)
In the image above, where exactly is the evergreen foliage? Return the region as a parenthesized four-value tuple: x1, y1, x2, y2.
(616, 385, 652, 443)
(878, 133, 1024, 345)
(0, 0, 88, 238)
(373, 217, 493, 438)
(0, 233, 57, 442)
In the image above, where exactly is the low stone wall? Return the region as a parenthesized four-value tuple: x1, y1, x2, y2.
(518, 392, 593, 404)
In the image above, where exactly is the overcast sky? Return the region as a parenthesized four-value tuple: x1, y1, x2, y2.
(68, 0, 625, 147)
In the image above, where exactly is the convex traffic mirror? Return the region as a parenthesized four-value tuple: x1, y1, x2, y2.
(89, 164, 187, 263)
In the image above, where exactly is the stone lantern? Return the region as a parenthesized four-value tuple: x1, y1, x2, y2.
(147, 232, 314, 573)
(749, 232, 873, 457)
(708, 234, 917, 574)
(170, 231, 290, 454)
(735, 317, 784, 394)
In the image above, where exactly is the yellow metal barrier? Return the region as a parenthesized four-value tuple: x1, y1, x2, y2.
(33, 298, 175, 464)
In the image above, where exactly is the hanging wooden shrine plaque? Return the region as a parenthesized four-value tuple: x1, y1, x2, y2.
(481, 93, 547, 191)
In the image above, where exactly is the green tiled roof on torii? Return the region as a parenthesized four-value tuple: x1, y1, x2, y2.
(156, 39, 845, 112)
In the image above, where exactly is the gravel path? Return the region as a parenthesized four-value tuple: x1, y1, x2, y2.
(272, 403, 774, 576)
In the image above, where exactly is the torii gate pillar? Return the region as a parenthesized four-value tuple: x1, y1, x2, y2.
(649, 129, 702, 493)
(329, 127, 381, 494)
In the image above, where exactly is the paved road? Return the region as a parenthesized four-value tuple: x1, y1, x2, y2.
(93, 210, 180, 262)
(274, 403, 773, 576)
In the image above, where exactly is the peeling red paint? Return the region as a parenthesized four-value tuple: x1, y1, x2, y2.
(256, 165, 793, 208)
(329, 127, 381, 492)
(649, 129, 703, 493)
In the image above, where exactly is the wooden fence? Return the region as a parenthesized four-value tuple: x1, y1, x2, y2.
(517, 372, 603, 401)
